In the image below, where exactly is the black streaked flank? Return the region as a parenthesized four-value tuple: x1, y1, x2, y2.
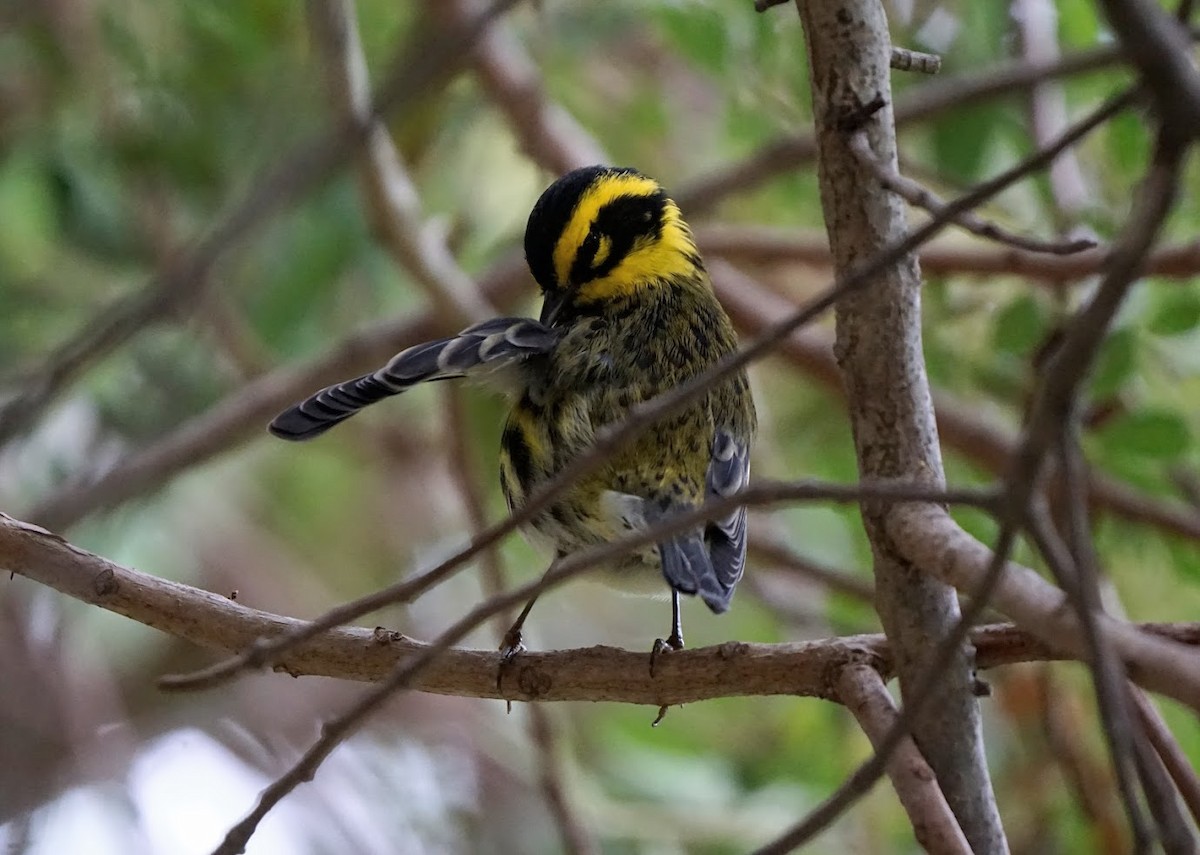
(500, 421, 537, 493)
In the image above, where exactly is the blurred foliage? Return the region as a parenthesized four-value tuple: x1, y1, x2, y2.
(2, 0, 1200, 853)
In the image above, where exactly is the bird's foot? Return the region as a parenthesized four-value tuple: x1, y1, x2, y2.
(649, 629, 684, 679)
(497, 626, 528, 713)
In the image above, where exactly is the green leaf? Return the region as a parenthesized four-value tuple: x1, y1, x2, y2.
(993, 294, 1049, 356)
(1089, 327, 1138, 398)
(1149, 290, 1200, 336)
(1106, 108, 1150, 175)
(1096, 409, 1191, 459)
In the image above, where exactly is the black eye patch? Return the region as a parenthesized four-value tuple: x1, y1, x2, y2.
(566, 190, 668, 287)
(593, 192, 666, 240)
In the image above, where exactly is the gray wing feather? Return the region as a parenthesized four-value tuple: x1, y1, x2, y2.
(705, 429, 751, 602)
(269, 318, 558, 441)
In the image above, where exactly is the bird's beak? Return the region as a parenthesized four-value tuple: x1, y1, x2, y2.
(539, 290, 568, 327)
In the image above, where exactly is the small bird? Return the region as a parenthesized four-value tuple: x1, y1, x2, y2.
(269, 165, 756, 661)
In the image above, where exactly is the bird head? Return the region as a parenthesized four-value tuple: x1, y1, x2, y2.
(524, 166, 701, 326)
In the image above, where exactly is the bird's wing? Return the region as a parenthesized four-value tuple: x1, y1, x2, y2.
(269, 318, 559, 441)
(704, 428, 752, 601)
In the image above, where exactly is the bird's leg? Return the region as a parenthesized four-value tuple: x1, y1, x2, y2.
(649, 590, 684, 677)
(649, 590, 685, 725)
(500, 592, 539, 668)
(497, 591, 539, 711)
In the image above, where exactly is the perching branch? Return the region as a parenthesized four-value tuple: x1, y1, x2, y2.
(4, 511, 1198, 701)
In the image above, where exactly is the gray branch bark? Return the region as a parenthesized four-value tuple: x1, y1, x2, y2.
(792, 1, 1008, 850)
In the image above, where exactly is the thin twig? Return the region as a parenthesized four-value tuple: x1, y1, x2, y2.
(754, 520, 1025, 854)
(761, 95, 1186, 853)
(748, 529, 875, 603)
(1014, 0, 1091, 225)
(675, 39, 1169, 215)
(1097, 0, 1200, 138)
(847, 128, 1096, 255)
(711, 260, 1200, 545)
(889, 47, 942, 75)
(208, 486, 941, 854)
(835, 664, 971, 855)
(30, 242, 1200, 549)
(1027, 495, 1153, 850)
(698, 225, 1200, 283)
(1131, 687, 1200, 830)
(24, 256, 529, 531)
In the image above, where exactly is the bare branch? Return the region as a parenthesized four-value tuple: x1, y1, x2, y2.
(888, 504, 1200, 711)
(889, 47, 942, 75)
(847, 128, 1099, 255)
(4, 510, 1198, 699)
(1097, 0, 1200, 138)
(836, 665, 971, 855)
(1013, 0, 1091, 223)
(154, 75, 1146, 705)
(444, 386, 598, 855)
(1131, 687, 1200, 831)
(713, 257, 1200, 549)
(748, 529, 875, 603)
(1026, 495, 1152, 848)
(699, 225, 1200, 283)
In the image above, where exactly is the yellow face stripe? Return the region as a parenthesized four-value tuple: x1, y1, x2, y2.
(576, 201, 700, 304)
(551, 173, 661, 287)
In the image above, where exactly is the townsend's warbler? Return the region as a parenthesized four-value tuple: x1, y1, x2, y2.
(269, 165, 757, 656)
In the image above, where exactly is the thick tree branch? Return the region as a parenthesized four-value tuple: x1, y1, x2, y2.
(793, 0, 1005, 848)
(888, 505, 1200, 711)
(835, 665, 971, 855)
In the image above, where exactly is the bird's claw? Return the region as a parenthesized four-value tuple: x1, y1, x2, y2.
(649, 631, 684, 678)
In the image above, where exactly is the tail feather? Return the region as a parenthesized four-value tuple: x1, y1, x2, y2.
(648, 501, 731, 614)
(269, 318, 558, 441)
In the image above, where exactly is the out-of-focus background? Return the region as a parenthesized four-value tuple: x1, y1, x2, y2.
(2, 0, 1199, 852)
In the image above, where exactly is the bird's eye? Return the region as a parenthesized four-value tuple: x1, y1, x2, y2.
(581, 231, 600, 255)
(640, 210, 654, 223)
